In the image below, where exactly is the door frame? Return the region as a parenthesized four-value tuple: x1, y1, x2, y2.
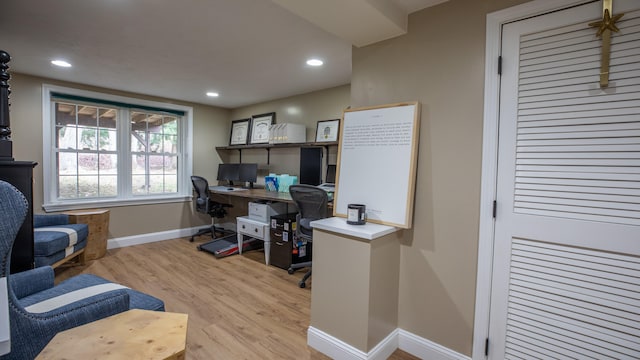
(472, 0, 595, 358)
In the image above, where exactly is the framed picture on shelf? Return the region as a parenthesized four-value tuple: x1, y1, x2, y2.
(315, 119, 340, 142)
(229, 118, 251, 145)
(250, 112, 275, 144)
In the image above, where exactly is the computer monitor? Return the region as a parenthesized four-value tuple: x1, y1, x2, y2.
(326, 164, 336, 184)
(216, 163, 240, 185)
(238, 163, 258, 188)
(300, 147, 323, 186)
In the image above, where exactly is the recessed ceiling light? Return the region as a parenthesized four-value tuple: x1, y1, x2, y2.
(206, 92, 219, 97)
(51, 60, 72, 68)
(306, 59, 323, 66)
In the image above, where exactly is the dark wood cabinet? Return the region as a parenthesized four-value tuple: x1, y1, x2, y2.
(0, 160, 37, 273)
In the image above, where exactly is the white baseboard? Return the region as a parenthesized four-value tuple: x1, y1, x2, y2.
(307, 326, 368, 360)
(307, 326, 470, 360)
(107, 223, 236, 249)
(398, 329, 470, 360)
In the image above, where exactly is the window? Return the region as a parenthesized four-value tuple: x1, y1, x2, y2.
(55, 102, 118, 199)
(130, 111, 179, 195)
(43, 85, 193, 211)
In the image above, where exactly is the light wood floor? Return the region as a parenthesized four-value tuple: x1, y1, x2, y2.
(56, 237, 419, 360)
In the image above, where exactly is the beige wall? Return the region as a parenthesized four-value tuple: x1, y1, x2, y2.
(229, 84, 350, 137)
(8, 74, 349, 238)
(228, 85, 350, 176)
(212, 84, 350, 219)
(5, 0, 540, 354)
(9, 73, 230, 238)
(350, 0, 529, 355)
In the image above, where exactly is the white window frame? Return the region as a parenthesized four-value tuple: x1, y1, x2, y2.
(42, 84, 193, 211)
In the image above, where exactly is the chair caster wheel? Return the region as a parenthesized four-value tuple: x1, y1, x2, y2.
(288, 268, 294, 275)
(299, 282, 306, 288)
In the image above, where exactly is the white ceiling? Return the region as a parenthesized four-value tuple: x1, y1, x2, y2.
(0, 0, 447, 109)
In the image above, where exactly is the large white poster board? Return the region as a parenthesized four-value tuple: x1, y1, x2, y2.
(334, 102, 420, 228)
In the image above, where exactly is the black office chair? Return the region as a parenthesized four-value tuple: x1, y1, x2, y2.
(288, 184, 329, 288)
(191, 175, 233, 242)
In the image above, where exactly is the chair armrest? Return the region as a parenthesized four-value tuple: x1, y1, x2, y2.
(34, 214, 70, 228)
(15, 291, 130, 358)
(28, 289, 130, 319)
(9, 266, 55, 299)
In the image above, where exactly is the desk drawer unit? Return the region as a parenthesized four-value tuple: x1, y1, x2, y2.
(238, 217, 267, 238)
(236, 216, 271, 265)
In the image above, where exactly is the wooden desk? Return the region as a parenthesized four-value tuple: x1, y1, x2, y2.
(209, 187, 295, 204)
(209, 187, 333, 209)
(36, 309, 188, 360)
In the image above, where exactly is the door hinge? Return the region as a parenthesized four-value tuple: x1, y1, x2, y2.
(492, 200, 497, 218)
(497, 56, 502, 75)
(485, 338, 490, 356)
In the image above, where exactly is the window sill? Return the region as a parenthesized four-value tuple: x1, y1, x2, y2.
(43, 195, 192, 212)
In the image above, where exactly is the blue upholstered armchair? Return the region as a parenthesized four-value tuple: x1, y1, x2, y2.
(33, 213, 89, 268)
(0, 180, 165, 360)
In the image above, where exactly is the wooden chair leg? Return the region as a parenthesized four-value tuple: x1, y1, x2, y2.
(78, 250, 86, 266)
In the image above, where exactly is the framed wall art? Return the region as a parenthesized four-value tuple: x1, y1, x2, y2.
(229, 118, 250, 145)
(315, 119, 340, 142)
(250, 112, 275, 144)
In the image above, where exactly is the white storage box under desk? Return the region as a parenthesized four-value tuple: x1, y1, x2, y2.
(236, 216, 271, 265)
(248, 201, 286, 223)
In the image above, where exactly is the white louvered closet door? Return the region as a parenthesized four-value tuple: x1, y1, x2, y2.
(489, 1, 640, 359)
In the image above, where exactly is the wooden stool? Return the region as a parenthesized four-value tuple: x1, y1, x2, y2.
(36, 309, 188, 360)
(65, 209, 110, 260)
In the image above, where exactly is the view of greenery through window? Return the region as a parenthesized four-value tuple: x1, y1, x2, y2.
(54, 102, 179, 200)
(56, 103, 118, 199)
(131, 111, 178, 195)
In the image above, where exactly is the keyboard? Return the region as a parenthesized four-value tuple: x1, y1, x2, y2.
(209, 186, 248, 192)
(317, 183, 335, 202)
(317, 183, 335, 192)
